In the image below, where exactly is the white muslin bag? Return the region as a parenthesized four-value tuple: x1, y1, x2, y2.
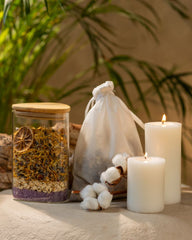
(72, 81, 144, 191)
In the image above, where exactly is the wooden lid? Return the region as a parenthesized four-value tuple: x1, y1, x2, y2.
(12, 102, 71, 114)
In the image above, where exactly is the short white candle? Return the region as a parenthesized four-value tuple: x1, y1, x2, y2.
(127, 155, 165, 213)
(145, 115, 182, 204)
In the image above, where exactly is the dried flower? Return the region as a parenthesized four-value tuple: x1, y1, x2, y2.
(13, 126, 69, 193)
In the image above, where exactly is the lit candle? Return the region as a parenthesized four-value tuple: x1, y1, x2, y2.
(127, 154, 165, 213)
(145, 115, 182, 204)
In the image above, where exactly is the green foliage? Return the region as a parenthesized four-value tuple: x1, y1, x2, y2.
(0, 1, 64, 132)
(1, 0, 192, 167)
(0, 0, 163, 133)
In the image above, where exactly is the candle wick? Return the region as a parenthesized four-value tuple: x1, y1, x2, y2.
(161, 114, 166, 125)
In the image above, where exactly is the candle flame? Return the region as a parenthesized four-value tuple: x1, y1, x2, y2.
(162, 114, 166, 124)
(144, 152, 148, 159)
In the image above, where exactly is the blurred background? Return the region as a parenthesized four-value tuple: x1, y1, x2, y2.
(1, 0, 192, 185)
(55, 0, 192, 124)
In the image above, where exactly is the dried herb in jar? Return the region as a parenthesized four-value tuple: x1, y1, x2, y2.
(13, 126, 69, 193)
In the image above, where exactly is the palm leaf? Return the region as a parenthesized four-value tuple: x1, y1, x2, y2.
(54, 84, 90, 100)
(3, 0, 12, 24)
(167, 0, 190, 19)
(105, 61, 135, 110)
(44, 0, 49, 13)
(89, 4, 158, 41)
(138, 63, 167, 111)
(165, 80, 180, 115)
(23, 0, 30, 15)
(135, 0, 160, 22)
(119, 63, 150, 117)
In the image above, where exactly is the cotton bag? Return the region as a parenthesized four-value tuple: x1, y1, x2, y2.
(72, 81, 144, 192)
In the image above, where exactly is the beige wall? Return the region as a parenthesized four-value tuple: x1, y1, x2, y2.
(49, 0, 192, 184)
(49, 0, 192, 123)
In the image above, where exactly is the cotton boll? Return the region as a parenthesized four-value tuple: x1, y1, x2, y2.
(80, 197, 100, 210)
(122, 153, 129, 159)
(112, 153, 123, 161)
(98, 190, 113, 209)
(112, 154, 127, 174)
(105, 167, 121, 184)
(80, 185, 96, 200)
(100, 171, 107, 184)
(92, 183, 107, 195)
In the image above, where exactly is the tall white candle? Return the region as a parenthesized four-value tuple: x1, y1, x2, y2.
(145, 115, 182, 204)
(127, 155, 165, 213)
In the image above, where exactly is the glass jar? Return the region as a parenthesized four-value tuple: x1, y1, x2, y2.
(12, 102, 71, 202)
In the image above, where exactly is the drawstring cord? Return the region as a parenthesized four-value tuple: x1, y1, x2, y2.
(85, 97, 145, 130)
(129, 111, 145, 129)
(85, 97, 95, 118)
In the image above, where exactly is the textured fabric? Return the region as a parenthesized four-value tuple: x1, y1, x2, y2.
(0, 188, 192, 240)
(72, 81, 143, 191)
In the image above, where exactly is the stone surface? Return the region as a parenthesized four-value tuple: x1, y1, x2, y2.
(0, 134, 12, 191)
(0, 188, 192, 240)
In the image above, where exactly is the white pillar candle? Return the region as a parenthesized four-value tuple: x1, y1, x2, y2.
(145, 115, 182, 204)
(127, 155, 165, 213)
